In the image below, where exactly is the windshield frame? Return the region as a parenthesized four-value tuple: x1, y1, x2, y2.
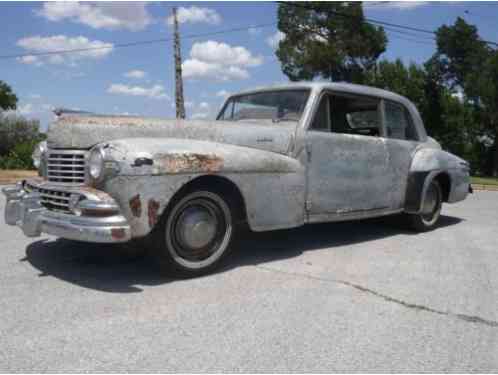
(216, 88, 311, 123)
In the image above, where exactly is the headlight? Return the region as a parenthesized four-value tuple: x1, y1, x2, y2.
(32, 141, 47, 169)
(88, 146, 105, 180)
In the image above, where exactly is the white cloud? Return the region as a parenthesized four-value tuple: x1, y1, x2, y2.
(182, 41, 263, 81)
(124, 69, 146, 79)
(17, 104, 34, 116)
(216, 90, 230, 98)
(41, 104, 55, 111)
(363, 1, 428, 10)
(4, 102, 56, 128)
(183, 60, 249, 81)
(38, 2, 152, 31)
(190, 41, 263, 67)
(107, 83, 169, 100)
(266, 31, 285, 49)
(30, 94, 42, 99)
(191, 112, 210, 120)
(166, 6, 221, 26)
(17, 35, 113, 65)
(17, 55, 43, 66)
(48, 54, 65, 64)
(199, 102, 210, 110)
(248, 27, 262, 36)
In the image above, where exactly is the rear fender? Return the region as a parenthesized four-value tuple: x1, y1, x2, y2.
(405, 148, 469, 213)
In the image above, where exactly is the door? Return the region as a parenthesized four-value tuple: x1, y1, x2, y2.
(305, 92, 394, 219)
(382, 100, 421, 208)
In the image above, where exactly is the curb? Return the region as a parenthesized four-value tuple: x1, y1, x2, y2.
(471, 184, 498, 192)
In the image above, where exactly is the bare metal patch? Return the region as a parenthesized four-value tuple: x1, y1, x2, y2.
(148, 199, 160, 228)
(129, 194, 142, 217)
(154, 153, 223, 174)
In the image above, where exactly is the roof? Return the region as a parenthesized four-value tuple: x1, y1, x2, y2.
(233, 81, 412, 107)
(229, 81, 427, 142)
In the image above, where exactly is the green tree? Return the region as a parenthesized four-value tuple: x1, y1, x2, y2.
(433, 17, 491, 94)
(365, 59, 481, 170)
(365, 59, 427, 107)
(0, 80, 18, 111)
(276, 2, 387, 83)
(467, 51, 498, 175)
(432, 17, 498, 175)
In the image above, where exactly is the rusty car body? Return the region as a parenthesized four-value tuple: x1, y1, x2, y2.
(3, 83, 471, 276)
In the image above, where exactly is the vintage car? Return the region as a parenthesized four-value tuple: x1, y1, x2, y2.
(3, 83, 471, 277)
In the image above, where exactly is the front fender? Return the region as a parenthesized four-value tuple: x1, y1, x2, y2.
(100, 138, 305, 237)
(405, 148, 470, 213)
(104, 137, 302, 176)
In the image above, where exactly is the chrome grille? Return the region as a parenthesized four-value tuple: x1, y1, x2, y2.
(46, 150, 87, 185)
(25, 182, 73, 214)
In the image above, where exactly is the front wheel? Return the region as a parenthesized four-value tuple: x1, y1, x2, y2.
(153, 190, 236, 277)
(407, 179, 443, 232)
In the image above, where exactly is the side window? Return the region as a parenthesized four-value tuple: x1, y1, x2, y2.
(310, 96, 330, 131)
(384, 101, 419, 141)
(310, 93, 381, 137)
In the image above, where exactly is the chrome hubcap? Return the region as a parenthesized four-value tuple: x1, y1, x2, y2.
(169, 195, 229, 264)
(177, 206, 217, 249)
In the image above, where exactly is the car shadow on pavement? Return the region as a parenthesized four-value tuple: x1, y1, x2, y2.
(23, 214, 463, 293)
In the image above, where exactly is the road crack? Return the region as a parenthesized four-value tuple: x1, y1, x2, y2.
(255, 265, 498, 328)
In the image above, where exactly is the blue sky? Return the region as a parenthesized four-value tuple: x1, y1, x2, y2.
(1, 1, 497, 130)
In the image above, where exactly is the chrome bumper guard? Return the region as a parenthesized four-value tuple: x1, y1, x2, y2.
(2, 181, 131, 243)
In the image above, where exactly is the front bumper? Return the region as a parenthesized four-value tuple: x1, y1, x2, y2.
(2, 181, 131, 243)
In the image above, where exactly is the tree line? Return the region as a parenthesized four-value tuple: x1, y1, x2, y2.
(0, 81, 44, 169)
(276, 2, 498, 176)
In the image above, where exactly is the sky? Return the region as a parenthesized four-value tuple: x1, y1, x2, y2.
(1, 1, 497, 130)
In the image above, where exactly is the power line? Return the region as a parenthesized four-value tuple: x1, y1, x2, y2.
(387, 33, 436, 46)
(277, 1, 498, 48)
(382, 26, 436, 41)
(0, 22, 277, 60)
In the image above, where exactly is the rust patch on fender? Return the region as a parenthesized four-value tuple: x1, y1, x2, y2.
(154, 153, 223, 174)
(148, 199, 160, 228)
(129, 194, 142, 217)
(111, 228, 126, 240)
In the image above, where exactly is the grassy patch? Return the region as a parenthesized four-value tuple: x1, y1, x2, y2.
(471, 176, 498, 186)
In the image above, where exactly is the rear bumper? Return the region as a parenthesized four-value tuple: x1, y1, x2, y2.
(3, 181, 131, 243)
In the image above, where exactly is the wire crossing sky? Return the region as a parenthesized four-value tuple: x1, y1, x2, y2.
(1, 1, 497, 130)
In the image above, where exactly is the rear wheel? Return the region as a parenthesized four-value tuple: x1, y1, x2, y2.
(153, 190, 236, 277)
(408, 179, 443, 232)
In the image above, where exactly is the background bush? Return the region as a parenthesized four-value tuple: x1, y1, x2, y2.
(0, 113, 45, 170)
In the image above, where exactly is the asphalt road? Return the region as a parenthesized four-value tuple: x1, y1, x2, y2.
(1, 189, 497, 372)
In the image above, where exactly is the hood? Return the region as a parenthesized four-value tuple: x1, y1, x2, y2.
(47, 115, 295, 155)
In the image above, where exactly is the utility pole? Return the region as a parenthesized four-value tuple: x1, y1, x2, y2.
(173, 7, 185, 119)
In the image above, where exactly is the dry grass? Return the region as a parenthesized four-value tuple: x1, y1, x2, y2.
(0, 169, 37, 184)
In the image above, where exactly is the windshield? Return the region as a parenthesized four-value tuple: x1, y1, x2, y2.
(217, 89, 310, 123)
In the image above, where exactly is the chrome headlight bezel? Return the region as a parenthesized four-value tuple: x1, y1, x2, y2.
(32, 141, 47, 170)
(88, 146, 106, 181)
